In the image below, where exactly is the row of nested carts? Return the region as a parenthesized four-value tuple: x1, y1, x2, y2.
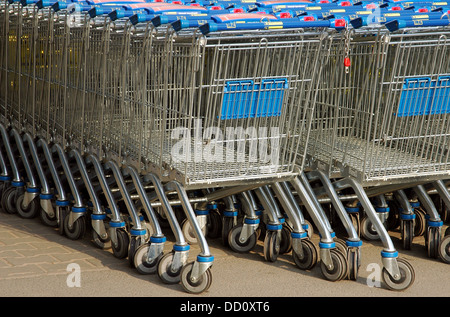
(0, 0, 449, 294)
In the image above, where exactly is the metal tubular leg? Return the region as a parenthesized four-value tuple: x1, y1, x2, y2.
(394, 190, 415, 216)
(413, 185, 442, 222)
(301, 172, 334, 235)
(0, 144, 9, 179)
(122, 166, 166, 266)
(122, 166, 165, 240)
(308, 170, 360, 243)
(290, 175, 335, 269)
(271, 182, 306, 258)
(272, 182, 306, 235)
(84, 154, 122, 224)
(11, 129, 39, 209)
(165, 180, 211, 258)
(23, 133, 52, 197)
(11, 129, 37, 188)
(68, 149, 107, 241)
(432, 180, 450, 211)
(253, 187, 282, 229)
(165, 180, 213, 281)
(84, 154, 125, 248)
(280, 181, 307, 224)
(332, 177, 401, 279)
(0, 124, 21, 184)
(143, 173, 188, 249)
(52, 144, 86, 228)
(36, 138, 70, 228)
(374, 194, 390, 225)
(237, 191, 260, 243)
(262, 185, 284, 220)
(103, 161, 145, 235)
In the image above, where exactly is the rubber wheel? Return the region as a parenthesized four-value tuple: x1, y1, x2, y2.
(128, 236, 144, 267)
(334, 238, 348, 259)
(426, 226, 440, 259)
(182, 218, 207, 245)
(134, 244, 163, 274)
(180, 261, 212, 294)
(263, 230, 281, 262)
(207, 210, 222, 239)
(92, 229, 111, 249)
(279, 225, 293, 254)
(292, 239, 317, 270)
(361, 215, 379, 241)
(1, 186, 18, 214)
(221, 216, 234, 247)
(228, 224, 257, 253)
(64, 215, 86, 240)
(40, 208, 58, 227)
(438, 235, 450, 264)
(320, 249, 348, 282)
(414, 208, 427, 237)
(112, 229, 130, 259)
(401, 219, 414, 250)
(347, 247, 360, 280)
(16, 194, 39, 219)
(382, 258, 415, 291)
(348, 212, 360, 237)
(158, 252, 183, 284)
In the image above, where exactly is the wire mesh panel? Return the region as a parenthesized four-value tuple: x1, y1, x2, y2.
(307, 30, 450, 186)
(112, 28, 326, 188)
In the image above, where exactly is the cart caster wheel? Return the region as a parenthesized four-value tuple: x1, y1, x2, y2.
(2, 186, 17, 214)
(64, 216, 86, 240)
(112, 229, 130, 259)
(133, 243, 162, 274)
(293, 239, 317, 270)
(128, 236, 144, 267)
(320, 248, 348, 282)
(426, 226, 441, 258)
(39, 208, 57, 227)
(180, 261, 212, 294)
(228, 224, 257, 253)
(348, 213, 360, 237)
(92, 230, 111, 249)
(347, 248, 360, 280)
(207, 210, 222, 239)
(361, 215, 380, 241)
(221, 216, 234, 247)
(414, 208, 426, 237)
(334, 238, 348, 258)
(16, 194, 39, 219)
(382, 258, 415, 291)
(182, 218, 207, 245)
(401, 220, 414, 250)
(264, 230, 280, 262)
(158, 252, 182, 284)
(279, 225, 292, 254)
(438, 235, 450, 264)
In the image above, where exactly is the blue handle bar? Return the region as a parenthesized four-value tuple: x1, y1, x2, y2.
(200, 18, 342, 34)
(385, 17, 450, 30)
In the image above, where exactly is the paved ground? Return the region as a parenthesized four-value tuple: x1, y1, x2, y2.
(0, 210, 448, 303)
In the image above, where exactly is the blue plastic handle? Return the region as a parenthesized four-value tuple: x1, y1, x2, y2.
(385, 17, 450, 31)
(200, 18, 333, 34)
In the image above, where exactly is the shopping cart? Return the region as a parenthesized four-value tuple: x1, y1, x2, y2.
(0, 0, 333, 293)
(304, 20, 450, 288)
